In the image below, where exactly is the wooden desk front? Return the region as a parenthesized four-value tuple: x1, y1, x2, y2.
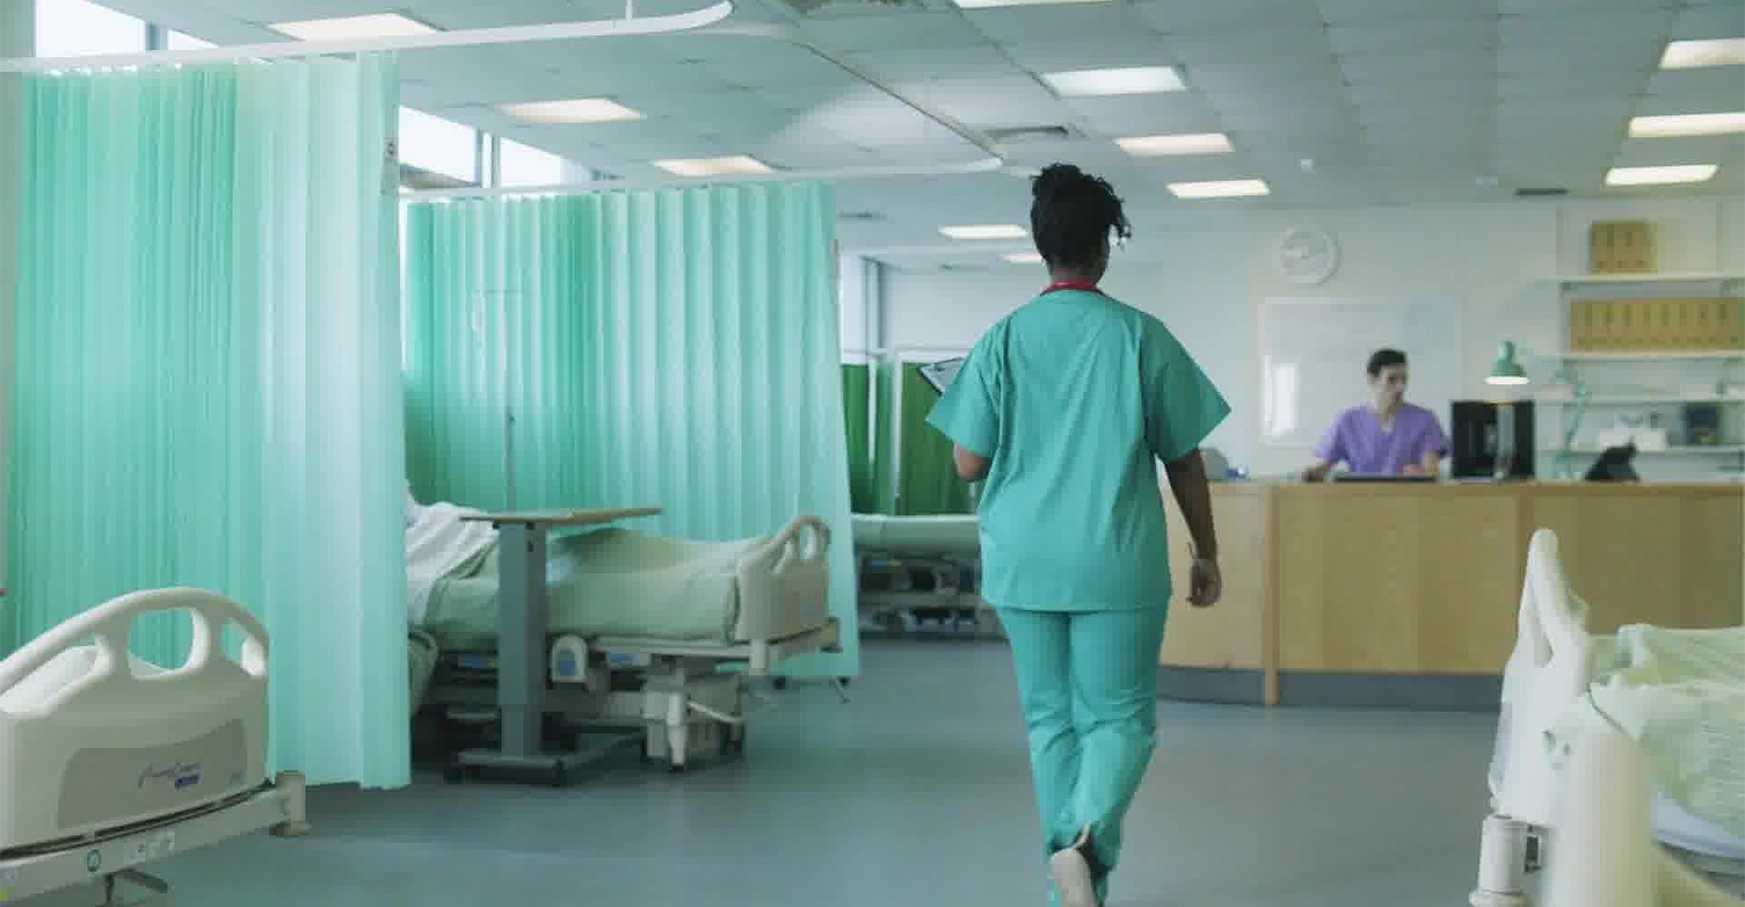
(1160, 481, 1742, 707)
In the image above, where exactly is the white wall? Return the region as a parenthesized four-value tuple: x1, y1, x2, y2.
(0, 0, 31, 584)
(881, 195, 1745, 479)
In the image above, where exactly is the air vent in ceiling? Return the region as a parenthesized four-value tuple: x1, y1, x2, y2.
(838, 211, 884, 222)
(986, 125, 1076, 144)
(1515, 187, 1569, 197)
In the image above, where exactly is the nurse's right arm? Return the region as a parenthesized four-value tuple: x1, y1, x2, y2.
(926, 339, 1001, 482)
(1142, 324, 1231, 585)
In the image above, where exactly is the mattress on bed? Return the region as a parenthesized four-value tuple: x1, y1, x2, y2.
(1550, 623, 1745, 842)
(418, 527, 769, 648)
(852, 513, 980, 555)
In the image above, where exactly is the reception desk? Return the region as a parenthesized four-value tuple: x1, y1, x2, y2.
(1160, 481, 1743, 709)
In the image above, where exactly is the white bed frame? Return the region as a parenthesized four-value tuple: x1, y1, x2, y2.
(1470, 528, 1745, 906)
(0, 587, 310, 905)
(423, 513, 847, 783)
(1539, 724, 1740, 906)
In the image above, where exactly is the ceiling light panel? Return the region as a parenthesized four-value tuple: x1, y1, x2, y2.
(1167, 179, 1271, 199)
(499, 98, 643, 124)
(1004, 252, 1044, 264)
(1117, 133, 1233, 155)
(1661, 37, 1745, 69)
(268, 13, 436, 41)
(1629, 112, 1745, 137)
(941, 224, 1030, 240)
(1605, 164, 1719, 186)
(1042, 66, 1185, 96)
(649, 156, 773, 178)
(952, 0, 1111, 9)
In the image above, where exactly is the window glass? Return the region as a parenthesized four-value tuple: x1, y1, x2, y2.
(166, 30, 213, 50)
(499, 138, 569, 188)
(34, 0, 147, 57)
(398, 107, 477, 184)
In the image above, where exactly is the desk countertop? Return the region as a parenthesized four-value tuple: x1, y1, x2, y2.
(461, 506, 662, 526)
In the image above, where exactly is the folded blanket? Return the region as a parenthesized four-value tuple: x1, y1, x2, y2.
(1551, 624, 1745, 840)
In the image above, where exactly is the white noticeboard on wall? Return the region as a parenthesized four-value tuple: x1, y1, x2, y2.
(1260, 297, 1465, 448)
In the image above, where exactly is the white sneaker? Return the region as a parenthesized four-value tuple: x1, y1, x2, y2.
(1049, 844, 1100, 907)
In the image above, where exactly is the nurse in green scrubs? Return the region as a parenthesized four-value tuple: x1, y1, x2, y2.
(927, 164, 1228, 907)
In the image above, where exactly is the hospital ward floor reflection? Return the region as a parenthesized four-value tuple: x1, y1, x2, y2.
(141, 638, 1501, 906)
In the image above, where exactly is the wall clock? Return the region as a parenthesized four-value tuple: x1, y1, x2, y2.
(1277, 226, 1340, 285)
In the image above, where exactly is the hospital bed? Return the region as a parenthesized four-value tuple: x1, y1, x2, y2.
(1471, 528, 1745, 906)
(1540, 724, 1740, 906)
(851, 513, 998, 636)
(409, 506, 843, 785)
(0, 587, 310, 905)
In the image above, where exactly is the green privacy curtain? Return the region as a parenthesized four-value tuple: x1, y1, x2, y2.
(7, 56, 409, 789)
(403, 183, 858, 678)
(841, 363, 877, 513)
(896, 363, 973, 515)
(403, 197, 591, 511)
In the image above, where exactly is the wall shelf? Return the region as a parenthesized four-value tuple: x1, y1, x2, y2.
(1555, 350, 1745, 362)
(1556, 272, 1744, 285)
(1547, 445, 1745, 456)
(1533, 395, 1745, 405)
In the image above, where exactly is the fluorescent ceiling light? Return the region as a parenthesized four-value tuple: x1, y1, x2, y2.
(1043, 66, 1183, 97)
(1117, 133, 1233, 156)
(1167, 179, 1270, 200)
(1605, 164, 1718, 186)
(941, 224, 1029, 240)
(1661, 38, 1745, 70)
(1628, 112, 1745, 138)
(952, 0, 1109, 9)
(268, 13, 437, 41)
(1003, 252, 1044, 264)
(649, 156, 773, 178)
(500, 98, 643, 124)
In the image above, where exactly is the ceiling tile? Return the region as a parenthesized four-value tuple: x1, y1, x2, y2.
(1341, 49, 1498, 82)
(888, 76, 1071, 128)
(1186, 62, 1347, 96)
(1497, 0, 1678, 12)
(1061, 94, 1228, 137)
(1163, 28, 1339, 66)
(697, 45, 864, 90)
(1328, 19, 1498, 56)
(1133, 0, 1327, 34)
(1496, 71, 1650, 99)
(961, 4, 1160, 44)
(1642, 68, 1745, 109)
(1669, 2, 1745, 40)
(1613, 135, 1745, 167)
(798, 12, 991, 52)
(1317, 0, 1500, 24)
(844, 44, 1015, 82)
(997, 36, 1182, 72)
(1349, 78, 1495, 110)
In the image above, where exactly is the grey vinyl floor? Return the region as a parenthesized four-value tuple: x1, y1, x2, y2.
(114, 639, 1508, 906)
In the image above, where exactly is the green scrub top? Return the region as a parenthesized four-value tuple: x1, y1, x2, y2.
(926, 288, 1229, 612)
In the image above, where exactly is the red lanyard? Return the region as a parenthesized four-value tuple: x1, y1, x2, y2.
(1043, 281, 1102, 295)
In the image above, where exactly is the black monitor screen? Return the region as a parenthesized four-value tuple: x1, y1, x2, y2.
(917, 357, 965, 396)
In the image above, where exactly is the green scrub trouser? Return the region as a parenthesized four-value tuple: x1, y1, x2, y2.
(1000, 605, 1169, 906)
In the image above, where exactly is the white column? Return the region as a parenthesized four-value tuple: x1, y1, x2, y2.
(0, 0, 34, 586)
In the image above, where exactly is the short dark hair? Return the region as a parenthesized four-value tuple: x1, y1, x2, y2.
(1367, 348, 1408, 377)
(1030, 163, 1132, 271)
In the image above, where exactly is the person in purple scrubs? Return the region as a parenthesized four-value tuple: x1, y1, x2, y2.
(1302, 348, 1448, 480)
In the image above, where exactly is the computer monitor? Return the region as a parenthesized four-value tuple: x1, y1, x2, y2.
(916, 357, 965, 396)
(1450, 400, 1537, 480)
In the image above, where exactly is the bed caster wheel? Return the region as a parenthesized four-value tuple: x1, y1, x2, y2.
(550, 765, 569, 788)
(772, 677, 788, 691)
(838, 677, 851, 688)
(668, 763, 687, 774)
(442, 763, 467, 784)
(724, 729, 746, 757)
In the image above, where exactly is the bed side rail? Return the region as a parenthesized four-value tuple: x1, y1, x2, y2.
(0, 587, 268, 716)
(745, 514, 830, 573)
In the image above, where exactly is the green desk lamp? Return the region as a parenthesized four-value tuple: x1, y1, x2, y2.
(1487, 340, 1587, 480)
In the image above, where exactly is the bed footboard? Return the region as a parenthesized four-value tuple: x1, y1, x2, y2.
(734, 514, 831, 645)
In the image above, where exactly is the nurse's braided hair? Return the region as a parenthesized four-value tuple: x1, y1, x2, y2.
(1029, 163, 1132, 271)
